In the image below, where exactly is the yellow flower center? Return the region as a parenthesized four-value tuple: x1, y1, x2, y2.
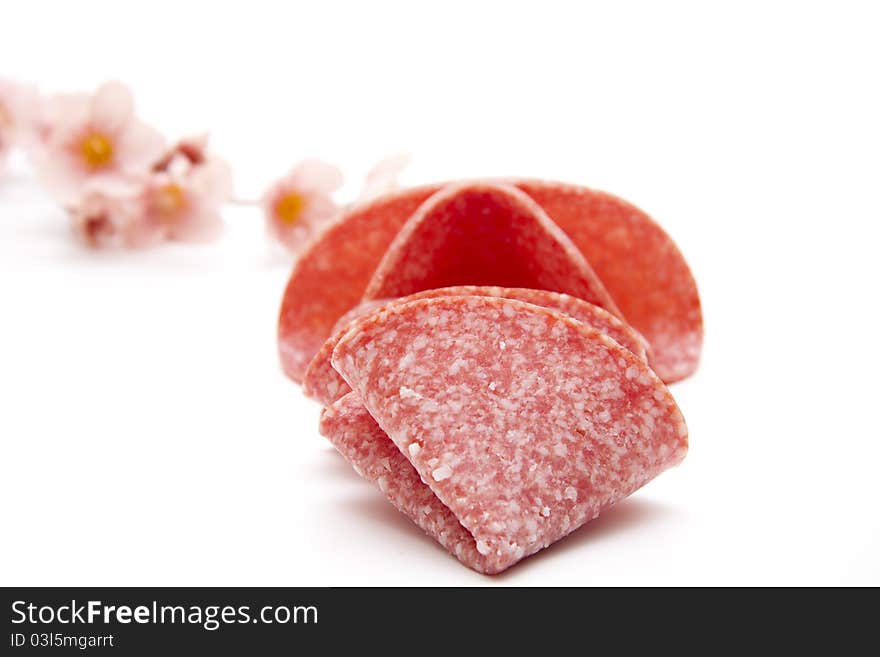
(0, 103, 11, 130)
(79, 132, 114, 170)
(274, 192, 306, 226)
(153, 183, 187, 220)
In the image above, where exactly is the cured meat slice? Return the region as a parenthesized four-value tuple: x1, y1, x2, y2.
(303, 286, 649, 407)
(278, 178, 701, 385)
(517, 180, 702, 382)
(330, 296, 687, 574)
(330, 298, 392, 337)
(319, 393, 484, 570)
(277, 184, 442, 382)
(361, 182, 621, 317)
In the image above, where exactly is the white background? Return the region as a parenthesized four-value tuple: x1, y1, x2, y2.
(2, 1, 878, 585)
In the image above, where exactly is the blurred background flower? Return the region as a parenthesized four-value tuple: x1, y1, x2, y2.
(33, 81, 165, 203)
(4, 77, 406, 254)
(262, 159, 343, 255)
(143, 141, 233, 244)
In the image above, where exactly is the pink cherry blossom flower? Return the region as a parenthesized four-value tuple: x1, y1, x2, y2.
(69, 188, 155, 250)
(358, 154, 410, 201)
(34, 81, 165, 203)
(0, 78, 40, 166)
(68, 132, 232, 250)
(142, 155, 232, 243)
(262, 159, 343, 254)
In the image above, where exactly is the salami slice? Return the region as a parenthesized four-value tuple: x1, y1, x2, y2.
(277, 184, 442, 381)
(517, 180, 702, 382)
(330, 296, 687, 574)
(278, 179, 701, 385)
(329, 298, 392, 337)
(320, 392, 484, 570)
(303, 286, 649, 407)
(362, 183, 621, 317)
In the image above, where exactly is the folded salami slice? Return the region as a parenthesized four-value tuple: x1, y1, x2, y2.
(517, 181, 702, 382)
(277, 184, 442, 381)
(304, 286, 649, 407)
(329, 296, 687, 574)
(362, 183, 621, 317)
(320, 393, 485, 569)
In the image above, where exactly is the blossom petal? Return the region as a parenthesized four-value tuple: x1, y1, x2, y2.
(0, 78, 41, 145)
(359, 153, 410, 201)
(168, 204, 224, 243)
(117, 119, 166, 172)
(291, 159, 344, 194)
(32, 148, 87, 204)
(190, 157, 233, 203)
(39, 92, 90, 144)
(124, 215, 166, 249)
(86, 173, 147, 198)
(90, 81, 134, 134)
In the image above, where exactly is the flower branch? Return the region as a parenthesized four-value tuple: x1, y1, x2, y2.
(0, 78, 407, 254)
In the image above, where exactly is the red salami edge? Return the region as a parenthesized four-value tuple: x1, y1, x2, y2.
(515, 180, 702, 382)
